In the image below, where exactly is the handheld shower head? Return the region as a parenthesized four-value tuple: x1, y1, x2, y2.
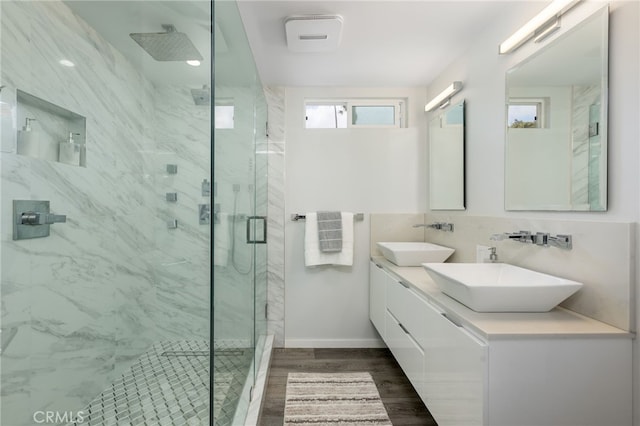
(130, 24, 203, 62)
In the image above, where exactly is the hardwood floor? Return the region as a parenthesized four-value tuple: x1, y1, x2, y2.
(257, 348, 437, 425)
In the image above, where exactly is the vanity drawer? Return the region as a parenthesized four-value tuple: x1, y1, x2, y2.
(386, 310, 424, 393)
(386, 277, 428, 345)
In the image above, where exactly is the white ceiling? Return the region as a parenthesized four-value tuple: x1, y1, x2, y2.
(237, 1, 536, 87)
(64, 0, 543, 88)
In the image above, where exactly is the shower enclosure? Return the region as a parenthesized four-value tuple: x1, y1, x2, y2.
(0, 1, 268, 425)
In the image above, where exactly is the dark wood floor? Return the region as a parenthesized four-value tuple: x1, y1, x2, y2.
(257, 348, 437, 425)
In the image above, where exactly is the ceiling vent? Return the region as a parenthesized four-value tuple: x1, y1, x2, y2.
(285, 15, 343, 53)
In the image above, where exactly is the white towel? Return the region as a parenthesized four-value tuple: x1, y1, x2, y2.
(213, 213, 230, 267)
(305, 212, 354, 266)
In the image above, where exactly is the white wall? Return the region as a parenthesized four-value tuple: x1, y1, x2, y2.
(426, 0, 640, 422)
(284, 87, 427, 347)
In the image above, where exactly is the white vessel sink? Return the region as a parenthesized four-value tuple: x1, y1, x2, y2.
(377, 242, 455, 266)
(422, 263, 583, 312)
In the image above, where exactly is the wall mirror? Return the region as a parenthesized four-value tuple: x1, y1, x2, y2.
(429, 100, 465, 210)
(504, 7, 608, 211)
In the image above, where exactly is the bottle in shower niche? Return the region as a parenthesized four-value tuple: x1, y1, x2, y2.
(59, 132, 81, 166)
(17, 118, 39, 157)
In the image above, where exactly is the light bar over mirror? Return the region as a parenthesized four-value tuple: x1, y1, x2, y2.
(425, 81, 463, 112)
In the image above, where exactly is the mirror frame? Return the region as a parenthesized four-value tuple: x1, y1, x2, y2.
(429, 100, 465, 211)
(504, 6, 609, 211)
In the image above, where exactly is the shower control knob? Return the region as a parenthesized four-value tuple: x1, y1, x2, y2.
(20, 211, 67, 225)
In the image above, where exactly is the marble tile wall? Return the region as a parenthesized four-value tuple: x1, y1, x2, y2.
(571, 84, 601, 208)
(265, 86, 285, 347)
(150, 85, 211, 343)
(370, 213, 635, 331)
(1, 2, 211, 425)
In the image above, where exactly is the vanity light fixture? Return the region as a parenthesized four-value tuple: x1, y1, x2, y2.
(498, 0, 581, 54)
(533, 18, 562, 43)
(425, 81, 462, 112)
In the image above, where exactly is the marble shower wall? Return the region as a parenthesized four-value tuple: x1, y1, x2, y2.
(571, 84, 601, 208)
(150, 85, 211, 343)
(265, 86, 285, 347)
(0, 2, 210, 425)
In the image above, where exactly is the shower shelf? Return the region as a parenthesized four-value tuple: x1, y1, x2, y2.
(16, 89, 86, 167)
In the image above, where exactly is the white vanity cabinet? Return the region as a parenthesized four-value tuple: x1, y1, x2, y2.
(385, 270, 429, 400)
(422, 299, 486, 426)
(369, 261, 388, 339)
(370, 261, 427, 398)
(368, 260, 633, 426)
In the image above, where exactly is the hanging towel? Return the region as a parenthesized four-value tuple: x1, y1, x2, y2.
(213, 212, 230, 267)
(305, 212, 354, 266)
(317, 211, 343, 252)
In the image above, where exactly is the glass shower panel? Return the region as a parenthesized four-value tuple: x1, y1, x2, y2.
(213, 1, 268, 424)
(253, 85, 269, 383)
(1, 1, 214, 425)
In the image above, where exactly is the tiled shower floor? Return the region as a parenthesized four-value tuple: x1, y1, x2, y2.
(66, 341, 252, 426)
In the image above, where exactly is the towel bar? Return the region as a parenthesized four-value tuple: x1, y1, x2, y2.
(291, 213, 364, 222)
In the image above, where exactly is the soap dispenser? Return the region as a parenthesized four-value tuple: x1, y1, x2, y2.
(17, 118, 39, 157)
(59, 132, 81, 166)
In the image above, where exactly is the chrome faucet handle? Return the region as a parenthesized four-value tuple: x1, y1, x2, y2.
(20, 212, 66, 225)
(534, 232, 549, 245)
(440, 223, 454, 232)
(547, 234, 572, 250)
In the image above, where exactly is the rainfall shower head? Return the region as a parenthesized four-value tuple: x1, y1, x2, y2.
(191, 85, 210, 106)
(130, 24, 203, 62)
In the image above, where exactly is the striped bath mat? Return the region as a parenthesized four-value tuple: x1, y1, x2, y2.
(284, 372, 392, 425)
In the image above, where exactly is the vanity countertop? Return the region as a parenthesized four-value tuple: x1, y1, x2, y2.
(372, 256, 632, 340)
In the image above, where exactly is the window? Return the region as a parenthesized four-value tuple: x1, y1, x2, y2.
(305, 103, 347, 128)
(305, 99, 405, 128)
(507, 98, 548, 128)
(215, 103, 234, 129)
(352, 105, 396, 126)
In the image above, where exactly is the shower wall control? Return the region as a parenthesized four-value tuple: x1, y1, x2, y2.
(199, 204, 211, 225)
(201, 179, 211, 197)
(213, 203, 220, 224)
(167, 219, 178, 229)
(13, 200, 67, 240)
(166, 192, 178, 202)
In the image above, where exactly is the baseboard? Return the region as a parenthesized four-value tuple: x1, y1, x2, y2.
(284, 338, 386, 348)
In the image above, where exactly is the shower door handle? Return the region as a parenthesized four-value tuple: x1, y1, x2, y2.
(246, 216, 267, 244)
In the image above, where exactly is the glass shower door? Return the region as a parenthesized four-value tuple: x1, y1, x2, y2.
(1, 1, 214, 425)
(213, 1, 268, 424)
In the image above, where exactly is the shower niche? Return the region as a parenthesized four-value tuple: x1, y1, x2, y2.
(16, 90, 86, 167)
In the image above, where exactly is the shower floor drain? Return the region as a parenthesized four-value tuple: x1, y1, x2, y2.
(66, 341, 252, 426)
